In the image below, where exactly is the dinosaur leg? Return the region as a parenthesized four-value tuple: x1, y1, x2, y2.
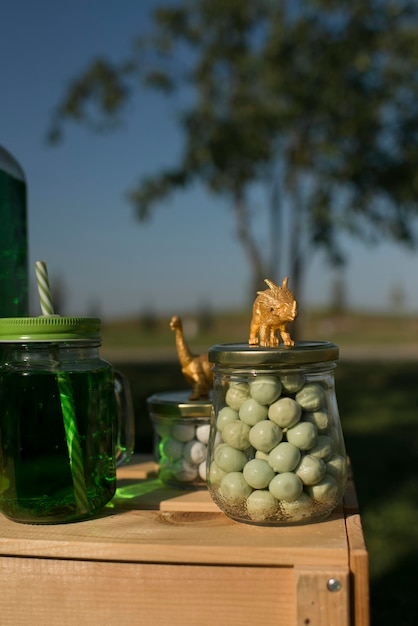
(249, 320, 260, 345)
(269, 329, 279, 346)
(280, 329, 294, 346)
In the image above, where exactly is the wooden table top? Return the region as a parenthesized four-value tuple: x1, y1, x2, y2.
(0, 456, 354, 569)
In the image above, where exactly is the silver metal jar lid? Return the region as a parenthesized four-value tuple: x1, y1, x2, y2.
(208, 341, 339, 366)
(147, 390, 212, 418)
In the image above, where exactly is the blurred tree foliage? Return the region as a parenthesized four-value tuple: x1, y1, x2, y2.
(48, 0, 418, 302)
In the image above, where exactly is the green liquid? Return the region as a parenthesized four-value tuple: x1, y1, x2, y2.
(0, 368, 116, 523)
(0, 168, 28, 316)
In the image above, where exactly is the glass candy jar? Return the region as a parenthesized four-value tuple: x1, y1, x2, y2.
(147, 390, 212, 489)
(206, 342, 347, 525)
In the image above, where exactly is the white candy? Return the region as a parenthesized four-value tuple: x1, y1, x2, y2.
(196, 423, 211, 444)
(162, 438, 184, 461)
(198, 460, 207, 481)
(183, 439, 207, 465)
(173, 458, 199, 482)
(171, 423, 196, 443)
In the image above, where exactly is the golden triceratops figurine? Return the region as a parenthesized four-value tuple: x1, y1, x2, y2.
(249, 277, 298, 347)
(170, 315, 213, 400)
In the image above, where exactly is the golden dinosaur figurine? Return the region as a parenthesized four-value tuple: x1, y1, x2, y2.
(170, 315, 213, 400)
(249, 277, 298, 347)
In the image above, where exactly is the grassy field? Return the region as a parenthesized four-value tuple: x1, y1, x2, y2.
(103, 311, 418, 626)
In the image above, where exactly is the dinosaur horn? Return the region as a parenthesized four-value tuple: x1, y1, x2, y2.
(264, 278, 280, 292)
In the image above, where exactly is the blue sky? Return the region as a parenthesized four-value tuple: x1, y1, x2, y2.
(1, 0, 418, 320)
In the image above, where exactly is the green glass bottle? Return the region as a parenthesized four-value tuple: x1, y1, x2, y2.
(0, 144, 28, 316)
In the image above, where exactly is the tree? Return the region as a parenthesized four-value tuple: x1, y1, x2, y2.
(48, 0, 418, 314)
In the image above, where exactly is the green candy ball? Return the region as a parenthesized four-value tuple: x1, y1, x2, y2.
(225, 382, 250, 410)
(295, 454, 327, 485)
(268, 442, 301, 473)
(307, 474, 339, 503)
(268, 397, 302, 429)
(243, 459, 275, 489)
(216, 406, 239, 432)
(280, 373, 305, 394)
(326, 454, 348, 480)
(280, 491, 314, 522)
(214, 443, 247, 472)
(249, 376, 282, 405)
(309, 435, 334, 460)
(239, 398, 268, 426)
(222, 420, 251, 451)
(220, 472, 252, 502)
(269, 472, 303, 502)
(208, 461, 227, 486)
(286, 421, 318, 450)
(246, 490, 279, 521)
(249, 420, 283, 453)
(295, 383, 326, 411)
(302, 410, 329, 433)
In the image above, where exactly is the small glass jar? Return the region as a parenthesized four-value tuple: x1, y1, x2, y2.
(147, 390, 212, 489)
(0, 317, 134, 524)
(207, 342, 347, 525)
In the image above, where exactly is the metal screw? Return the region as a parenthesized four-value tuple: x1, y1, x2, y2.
(327, 578, 342, 592)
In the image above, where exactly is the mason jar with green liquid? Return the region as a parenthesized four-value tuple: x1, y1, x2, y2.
(0, 144, 28, 316)
(0, 317, 134, 523)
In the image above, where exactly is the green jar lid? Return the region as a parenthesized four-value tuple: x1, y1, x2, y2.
(147, 390, 212, 418)
(0, 317, 101, 342)
(208, 341, 339, 366)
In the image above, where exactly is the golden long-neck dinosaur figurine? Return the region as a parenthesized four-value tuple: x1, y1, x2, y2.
(170, 315, 213, 400)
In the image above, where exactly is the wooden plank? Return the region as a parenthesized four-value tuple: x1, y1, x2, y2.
(0, 506, 349, 568)
(0, 556, 295, 626)
(0, 458, 350, 568)
(295, 566, 350, 626)
(345, 514, 370, 626)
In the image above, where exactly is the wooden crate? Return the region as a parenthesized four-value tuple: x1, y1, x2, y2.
(0, 456, 369, 626)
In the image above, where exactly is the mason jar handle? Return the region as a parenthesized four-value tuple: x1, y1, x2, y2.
(114, 369, 135, 466)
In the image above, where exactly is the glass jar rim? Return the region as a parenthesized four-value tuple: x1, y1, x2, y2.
(208, 341, 338, 366)
(147, 390, 212, 418)
(0, 317, 101, 342)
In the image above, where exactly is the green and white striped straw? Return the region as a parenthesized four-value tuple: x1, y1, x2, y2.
(35, 261, 89, 514)
(35, 261, 55, 316)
